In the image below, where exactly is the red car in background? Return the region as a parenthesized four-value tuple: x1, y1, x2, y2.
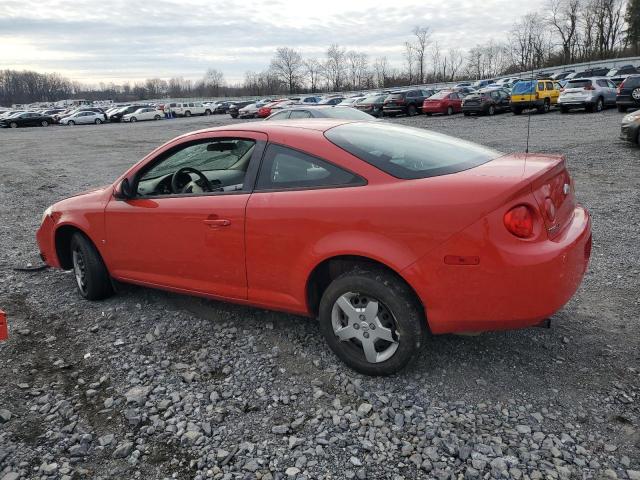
(422, 90, 463, 116)
(257, 99, 289, 118)
(36, 120, 591, 376)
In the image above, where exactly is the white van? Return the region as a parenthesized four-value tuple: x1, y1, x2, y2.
(166, 102, 209, 117)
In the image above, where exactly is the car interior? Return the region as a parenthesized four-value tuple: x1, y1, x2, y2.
(136, 139, 256, 196)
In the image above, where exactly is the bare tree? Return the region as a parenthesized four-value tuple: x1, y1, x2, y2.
(403, 42, 415, 83)
(446, 48, 465, 81)
(411, 26, 431, 83)
(509, 13, 549, 70)
(324, 44, 346, 91)
(548, 0, 581, 63)
(345, 51, 369, 89)
(203, 68, 225, 96)
(627, 0, 640, 54)
(270, 47, 304, 93)
(303, 58, 323, 92)
(373, 56, 390, 88)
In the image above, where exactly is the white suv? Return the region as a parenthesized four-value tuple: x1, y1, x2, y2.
(166, 102, 209, 117)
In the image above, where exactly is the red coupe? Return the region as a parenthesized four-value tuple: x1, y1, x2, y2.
(257, 99, 289, 118)
(422, 90, 463, 115)
(36, 120, 591, 375)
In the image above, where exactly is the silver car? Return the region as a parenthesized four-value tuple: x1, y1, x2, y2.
(558, 77, 617, 113)
(60, 111, 105, 125)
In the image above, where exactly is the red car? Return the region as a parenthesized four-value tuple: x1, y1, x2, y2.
(36, 120, 591, 375)
(422, 90, 463, 115)
(257, 99, 288, 118)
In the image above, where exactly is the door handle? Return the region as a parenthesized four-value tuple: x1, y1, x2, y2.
(203, 219, 231, 227)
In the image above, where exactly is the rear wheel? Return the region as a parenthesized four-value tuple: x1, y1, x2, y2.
(70, 233, 113, 300)
(538, 99, 550, 114)
(205, 109, 212, 116)
(618, 105, 628, 113)
(318, 267, 425, 376)
(594, 97, 604, 112)
(407, 105, 418, 116)
(9, 122, 18, 128)
(185, 110, 192, 117)
(41, 120, 49, 127)
(154, 115, 161, 120)
(67, 120, 75, 126)
(487, 105, 496, 116)
(463, 111, 470, 116)
(512, 107, 522, 115)
(95, 119, 102, 124)
(130, 117, 137, 122)
(560, 106, 569, 114)
(447, 106, 453, 116)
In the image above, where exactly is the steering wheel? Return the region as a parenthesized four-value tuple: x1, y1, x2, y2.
(171, 167, 213, 194)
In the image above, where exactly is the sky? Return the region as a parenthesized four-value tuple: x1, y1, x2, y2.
(0, 0, 527, 86)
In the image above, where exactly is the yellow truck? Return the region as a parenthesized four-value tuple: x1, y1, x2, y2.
(510, 79, 560, 114)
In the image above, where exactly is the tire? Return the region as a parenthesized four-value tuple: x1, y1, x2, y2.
(184, 110, 192, 117)
(154, 115, 161, 120)
(595, 97, 604, 112)
(95, 119, 102, 124)
(560, 106, 569, 114)
(9, 122, 18, 128)
(231, 114, 238, 119)
(618, 105, 628, 113)
(463, 112, 470, 116)
(488, 105, 496, 116)
(204, 109, 212, 116)
(70, 233, 113, 300)
(407, 105, 417, 116)
(426, 112, 432, 116)
(130, 117, 137, 122)
(67, 121, 75, 126)
(538, 99, 550, 114)
(446, 106, 453, 116)
(512, 107, 522, 115)
(318, 267, 425, 376)
(632, 88, 640, 102)
(41, 120, 49, 127)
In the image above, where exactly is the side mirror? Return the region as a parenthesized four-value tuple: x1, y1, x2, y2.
(115, 177, 133, 200)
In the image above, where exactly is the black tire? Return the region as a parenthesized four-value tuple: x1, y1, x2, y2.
(446, 106, 453, 116)
(70, 233, 113, 300)
(95, 119, 102, 124)
(463, 112, 470, 116)
(487, 105, 496, 116)
(231, 114, 238, 119)
(67, 120, 75, 126)
(318, 267, 425, 376)
(560, 106, 569, 114)
(595, 97, 604, 112)
(130, 117, 137, 122)
(154, 115, 161, 120)
(426, 112, 432, 116)
(9, 122, 18, 128)
(41, 120, 49, 127)
(512, 107, 522, 115)
(204, 109, 212, 116)
(184, 110, 192, 117)
(538, 99, 550, 114)
(617, 105, 627, 113)
(407, 104, 418, 116)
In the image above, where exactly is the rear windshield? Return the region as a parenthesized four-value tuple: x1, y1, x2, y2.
(325, 122, 501, 180)
(429, 91, 451, 99)
(566, 79, 592, 88)
(512, 81, 535, 94)
(321, 108, 373, 120)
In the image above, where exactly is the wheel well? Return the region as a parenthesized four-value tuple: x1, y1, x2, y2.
(55, 225, 84, 270)
(306, 255, 424, 318)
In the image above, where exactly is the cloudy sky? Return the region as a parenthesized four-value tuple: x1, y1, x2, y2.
(1, 0, 526, 85)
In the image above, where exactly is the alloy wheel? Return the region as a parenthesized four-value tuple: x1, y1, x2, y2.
(72, 247, 88, 296)
(331, 292, 399, 363)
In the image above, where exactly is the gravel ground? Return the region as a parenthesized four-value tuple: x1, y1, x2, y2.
(0, 109, 638, 480)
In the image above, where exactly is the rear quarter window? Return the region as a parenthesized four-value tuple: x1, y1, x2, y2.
(325, 122, 502, 180)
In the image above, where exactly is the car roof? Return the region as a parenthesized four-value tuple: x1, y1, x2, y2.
(183, 118, 360, 139)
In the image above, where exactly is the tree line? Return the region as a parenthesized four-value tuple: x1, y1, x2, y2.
(1, 0, 637, 106)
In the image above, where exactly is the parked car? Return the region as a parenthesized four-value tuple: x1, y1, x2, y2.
(265, 106, 374, 120)
(290, 95, 320, 104)
(510, 79, 560, 114)
(454, 82, 472, 88)
(109, 105, 149, 122)
(383, 89, 434, 116)
(338, 97, 365, 107)
(41, 109, 65, 116)
(237, 103, 261, 119)
(123, 108, 164, 122)
(0, 110, 25, 120)
(607, 65, 638, 77)
(35, 120, 591, 376)
(318, 97, 344, 105)
(552, 71, 574, 80)
(354, 95, 386, 117)
(213, 101, 233, 114)
(620, 108, 640, 145)
(462, 88, 511, 116)
(60, 111, 106, 125)
(166, 102, 207, 117)
(616, 74, 640, 112)
(558, 77, 617, 113)
(472, 79, 495, 89)
(257, 99, 290, 118)
(422, 90, 463, 116)
(0, 111, 53, 128)
(228, 101, 256, 119)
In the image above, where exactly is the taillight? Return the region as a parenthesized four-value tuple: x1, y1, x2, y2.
(504, 205, 535, 238)
(535, 92, 539, 99)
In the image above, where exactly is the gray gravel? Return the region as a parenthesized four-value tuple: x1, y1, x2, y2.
(0, 109, 639, 479)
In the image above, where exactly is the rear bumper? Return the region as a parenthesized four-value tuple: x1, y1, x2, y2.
(422, 105, 446, 114)
(616, 96, 640, 108)
(382, 106, 407, 114)
(558, 97, 595, 108)
(511, 100, 544, 108)
(403, 206, 592, 334)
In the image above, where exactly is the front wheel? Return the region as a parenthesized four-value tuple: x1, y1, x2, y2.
(446, 106, 453, 116)
(95, 119, 102, 124)
(204, 109, 212, 116)
(70, 233, 113, 300)
(560, 106, 569, 114)
(67, 121, 75, 126)
(407, 105, 417, 116)
(463, 111, 470, 116)
(318, 267, 425, 376)
(41, 120, 49, 127)
(154, 115, 161, 120)
(512, 107, 522, 115)
(487, 105, 496, 116)
(184, 111, 192, 117)
(130, 117, 137, 122)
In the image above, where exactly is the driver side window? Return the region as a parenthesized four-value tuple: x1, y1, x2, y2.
(136, 138, 256, 197)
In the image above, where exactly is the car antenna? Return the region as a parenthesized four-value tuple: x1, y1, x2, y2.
(525, 61, 536, 154)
